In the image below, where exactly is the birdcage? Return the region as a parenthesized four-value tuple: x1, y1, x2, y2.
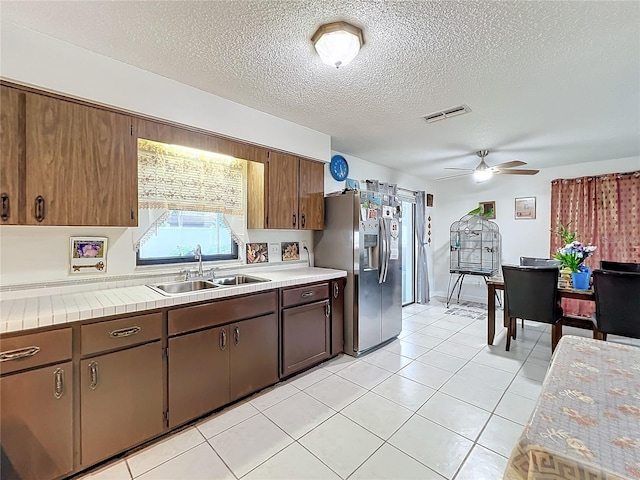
(446, 214, 501, 306)
(450, 214, 500, 275)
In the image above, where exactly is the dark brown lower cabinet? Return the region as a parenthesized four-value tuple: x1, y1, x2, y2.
(80, 341, 163, 467)
(331, 278, 345, 355)
(230, 313, 278, 401)
(0, 362, 73, 480)
(168, 326, 230, 428)
(281, 299, 330, 377)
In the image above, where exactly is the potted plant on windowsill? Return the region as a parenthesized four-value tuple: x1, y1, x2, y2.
(552, 223, 597, 289)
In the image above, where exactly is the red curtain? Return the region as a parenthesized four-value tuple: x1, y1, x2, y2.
(550, 171, 640, 317)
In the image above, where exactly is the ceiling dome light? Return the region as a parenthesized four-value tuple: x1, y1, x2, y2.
(312, 21, 364, 68)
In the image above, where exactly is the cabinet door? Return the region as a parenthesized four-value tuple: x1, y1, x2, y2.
(330, 278, 345, 355)
(168, 326, 230, 428)
(230, 313, 278, 401)
(80, 342, 163, 466)
(0, 362, 73, 480)
(0, 86, 24, 225)
(281, 300, 330, 377)
(267, 152, 299, 229)
(25, 93, 137, 226)
(299, 159, 324, 230)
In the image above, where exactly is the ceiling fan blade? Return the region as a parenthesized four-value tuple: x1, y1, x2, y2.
(490, 160, 526, 169)
(434, 171, 473, 181)
(443, 167, 475, 171)
(494, 169, 540, 175)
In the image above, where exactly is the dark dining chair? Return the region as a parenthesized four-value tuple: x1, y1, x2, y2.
(592, 269, 640, 341)
(502, 265, 564, 351)
(520, 256, 563, 268)
(516, 258, 562, 329)
(600, 260, 640, 273)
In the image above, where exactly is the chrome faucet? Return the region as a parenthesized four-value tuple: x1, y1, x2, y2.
(194, 244, 203, 277)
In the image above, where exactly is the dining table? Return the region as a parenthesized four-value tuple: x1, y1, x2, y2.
(486, 276, 595, 345)
(504, 335, 640, 480)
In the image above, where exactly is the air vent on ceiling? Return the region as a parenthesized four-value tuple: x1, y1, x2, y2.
(422, 104, 471, 123)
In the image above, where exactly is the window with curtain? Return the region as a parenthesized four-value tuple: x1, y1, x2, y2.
(134, 139, 247, 265)
(550, 170, 640, 316)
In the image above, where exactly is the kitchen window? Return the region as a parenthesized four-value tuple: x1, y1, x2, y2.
(135, 139, 247, 265)
(136, 210, 238, 265)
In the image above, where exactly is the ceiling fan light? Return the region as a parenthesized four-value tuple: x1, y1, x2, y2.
(312, 21, 363, 68)
(473, 169, 493, 183)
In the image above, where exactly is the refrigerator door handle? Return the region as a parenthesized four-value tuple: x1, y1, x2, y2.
(378, 218, 386, 284)
(378, 218, 389, 283)
(382, 218, 392, 282)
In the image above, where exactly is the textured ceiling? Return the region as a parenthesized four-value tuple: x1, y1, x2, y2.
(2, 1, 639, 180)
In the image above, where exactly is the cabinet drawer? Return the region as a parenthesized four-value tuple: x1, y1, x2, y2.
(0, 328, 72, 375)
(81, 312, 162, 356)
(281, 283, 329, 308)
(168, 290, 277, 336)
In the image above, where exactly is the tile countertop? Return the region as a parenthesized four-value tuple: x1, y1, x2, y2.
(0, 267, 346, 335)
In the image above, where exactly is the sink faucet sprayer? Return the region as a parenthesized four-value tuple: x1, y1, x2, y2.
(195, 244, 203, 276)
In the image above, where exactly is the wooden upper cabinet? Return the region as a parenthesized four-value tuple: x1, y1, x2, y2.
(268, 151, 299, 229)
(135, 118, 268, 164)
(0, 85, 25, 224)
(299, 158, 324, 230)
(25, 93, 137, 226)
(263, 152, 325, 230)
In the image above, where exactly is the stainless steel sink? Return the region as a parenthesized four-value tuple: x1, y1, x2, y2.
(148, 280, 219, 296)
(209, 275, 270, 286)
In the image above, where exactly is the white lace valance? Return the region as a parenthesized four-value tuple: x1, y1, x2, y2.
(133, 139, 247, 251)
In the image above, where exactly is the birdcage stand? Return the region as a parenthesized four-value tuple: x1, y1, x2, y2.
(446, 269, 502, 308)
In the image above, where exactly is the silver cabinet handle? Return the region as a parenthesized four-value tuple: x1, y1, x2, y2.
(89, 361, 99, 390)
(234, 326, 240, 345)
(220, 329, 227, 350)
(0, 346, 40, 362)
(109, 326, 141, 338)
(326, 303, 331, 317)
(54, 368, 64, 399)
(301, 291, 314, 298)
(333, 282, 339, 298)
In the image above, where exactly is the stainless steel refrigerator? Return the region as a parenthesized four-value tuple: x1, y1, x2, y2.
(314, 190, 402, 357)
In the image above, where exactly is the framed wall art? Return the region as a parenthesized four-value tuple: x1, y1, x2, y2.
(70, 237, 107, 274)
(515, 197, 536, 219)
(478, 201, 496, 219)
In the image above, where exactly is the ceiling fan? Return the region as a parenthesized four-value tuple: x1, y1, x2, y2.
(436, 150, 539, 182)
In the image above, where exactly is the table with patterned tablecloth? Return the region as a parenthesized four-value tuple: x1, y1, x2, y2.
(505, 335, 640, 480)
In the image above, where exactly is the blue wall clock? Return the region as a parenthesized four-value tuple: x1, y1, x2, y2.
(330, 155, 349, 181)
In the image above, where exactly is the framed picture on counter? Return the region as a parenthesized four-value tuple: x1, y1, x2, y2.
(70, 237, 107, 274)
(246, 243, 268, 264)
(281, 242, 300, 261)
(515, 197, 536, 219)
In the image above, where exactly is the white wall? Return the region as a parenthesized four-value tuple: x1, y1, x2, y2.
(324, 151, 434, 194)
(0, 22, 330, 286)
(433, 156, 640, 302)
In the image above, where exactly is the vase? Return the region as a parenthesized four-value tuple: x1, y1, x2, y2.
(571, 268, 591, 290)
(559, 267, 572, 288)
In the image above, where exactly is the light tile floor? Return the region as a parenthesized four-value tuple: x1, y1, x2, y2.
(78, 298, 612, 480)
